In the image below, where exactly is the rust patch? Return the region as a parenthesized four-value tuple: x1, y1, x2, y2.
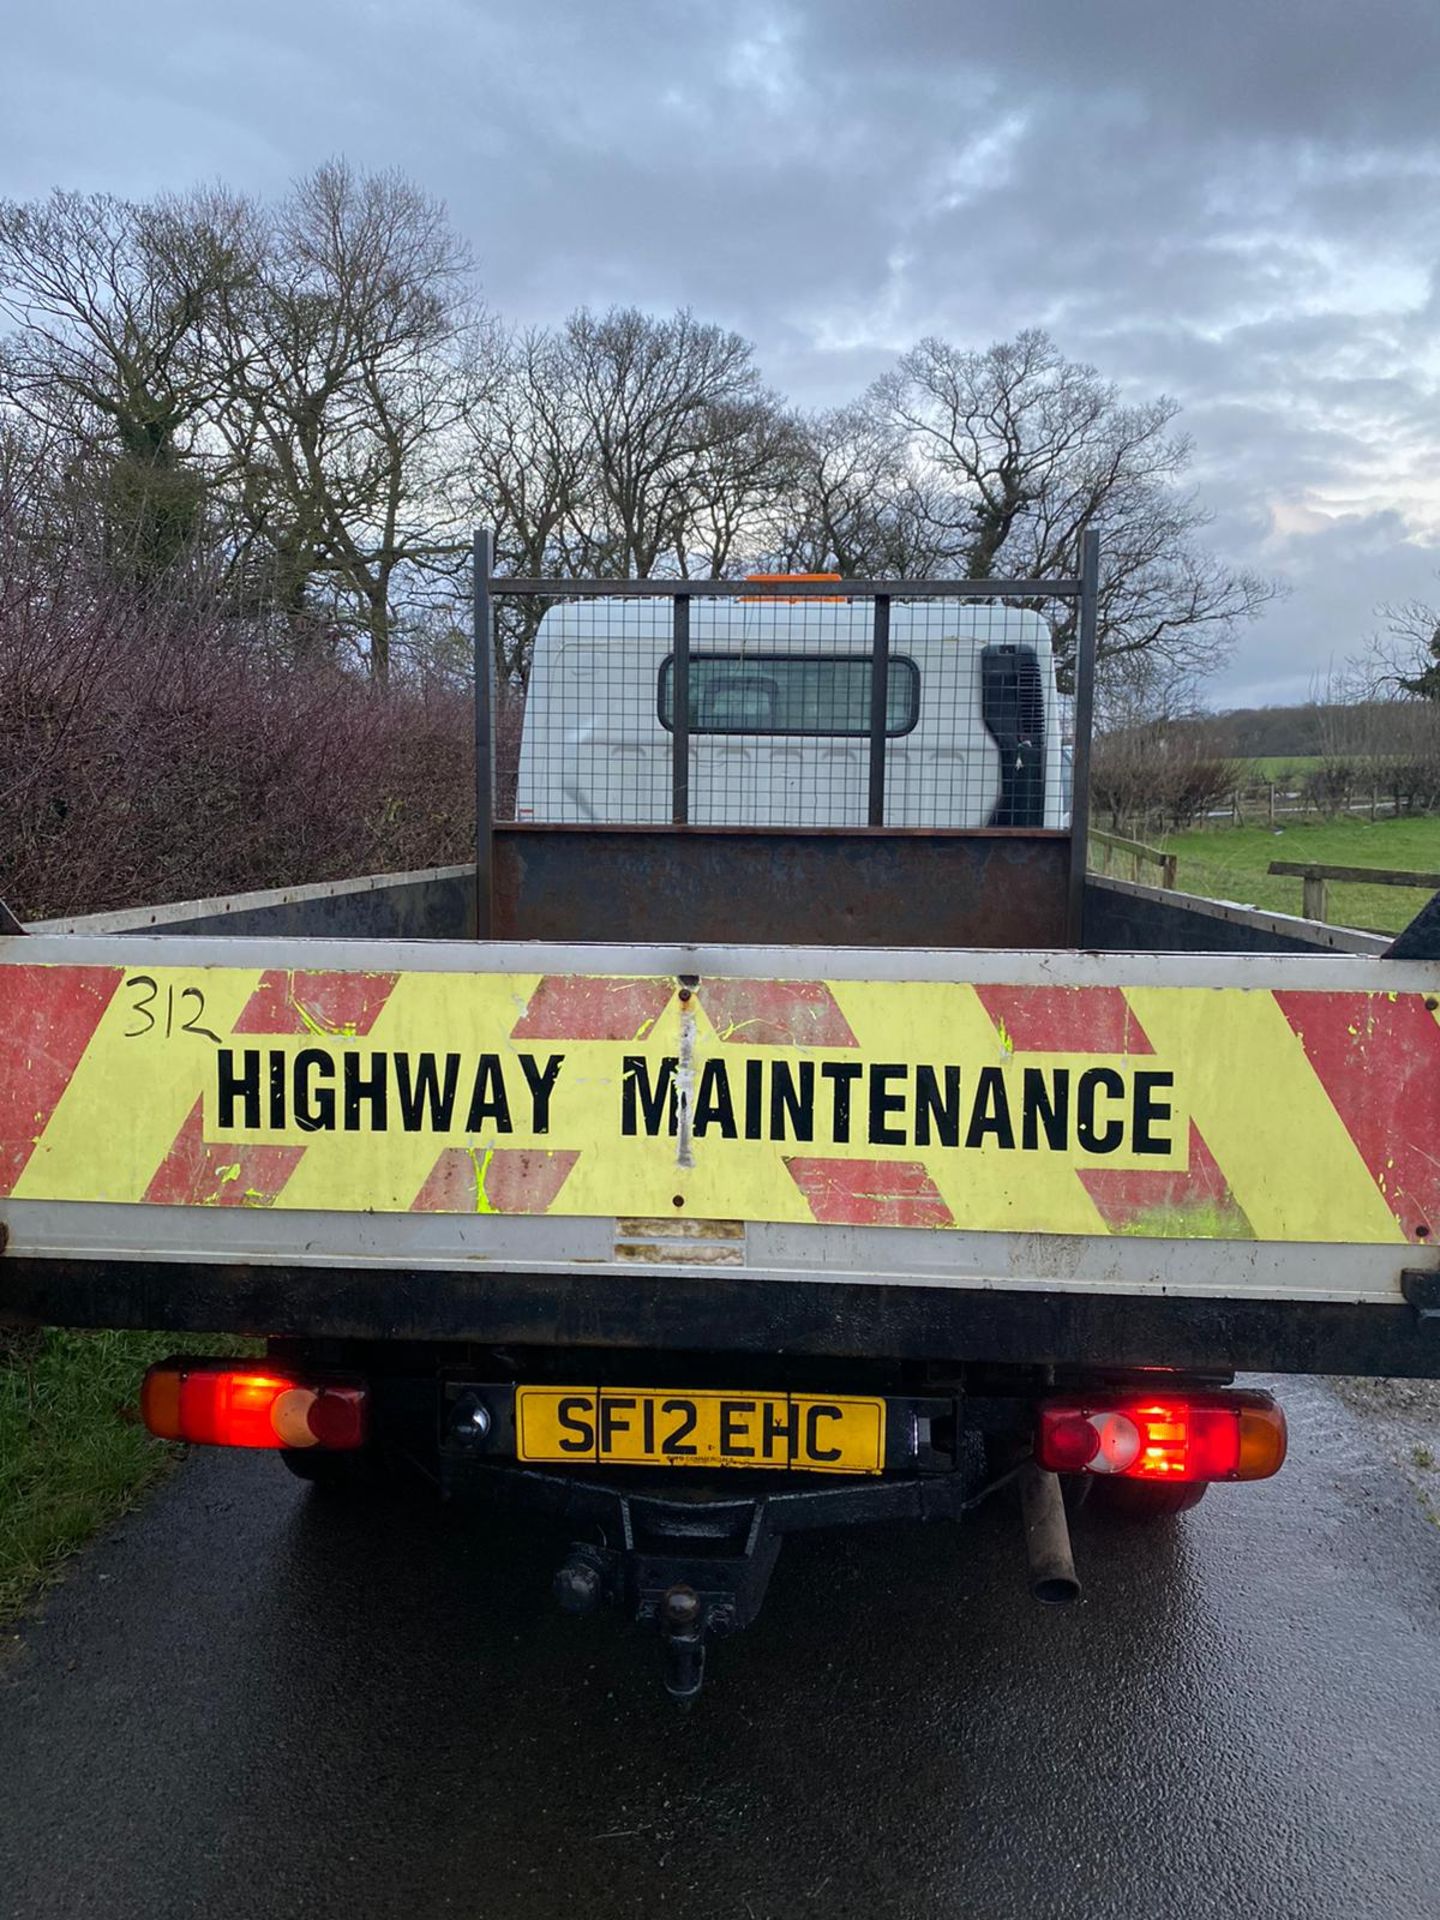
(614, 1239, 745, 1265)
(614, 1217, 746, 1265)
(615, 1216, 745, 1239)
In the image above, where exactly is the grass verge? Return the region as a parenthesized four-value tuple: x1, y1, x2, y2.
(0, 1328, 253, 1624)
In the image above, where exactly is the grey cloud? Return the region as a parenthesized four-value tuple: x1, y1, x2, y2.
(4, 0, 1440, 703)
(792, 0, 1440, 146)
(1213, 514, 1440, 705)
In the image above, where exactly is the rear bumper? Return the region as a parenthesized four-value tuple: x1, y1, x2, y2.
(6, 1256, 1440, 1380)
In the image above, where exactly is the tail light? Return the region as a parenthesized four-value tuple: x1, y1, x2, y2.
(1035, 1390, 1286, 1483)
(141, 1359, 367, 1451)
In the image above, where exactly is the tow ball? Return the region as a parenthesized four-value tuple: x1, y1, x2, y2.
(553, 1526, 781, 1704)
(554, 1552, 712, 1702)
(656, 1586, 706, 1703)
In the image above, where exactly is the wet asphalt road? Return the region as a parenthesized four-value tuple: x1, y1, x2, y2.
(3, 1374, 1440, 1920)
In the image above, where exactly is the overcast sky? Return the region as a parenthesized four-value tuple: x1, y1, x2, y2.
(5, 0, 1440, 706)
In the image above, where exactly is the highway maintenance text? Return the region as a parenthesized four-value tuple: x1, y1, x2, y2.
(210, 1046, 1181, 1158)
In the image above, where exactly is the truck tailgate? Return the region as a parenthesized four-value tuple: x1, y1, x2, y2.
(5, 932, 1439, 1324)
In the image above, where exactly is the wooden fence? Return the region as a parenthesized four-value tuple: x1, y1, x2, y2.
(1090, 830, 1177, 889)
(1266, 862, 1440, 923)
(1091, 838, 1440, 930)
(1216, 784, 1401, 827)
(1105, 781, 1407, 842)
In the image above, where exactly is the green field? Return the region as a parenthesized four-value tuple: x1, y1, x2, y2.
(1239, 755, 1323, 784)
(1146, 815, 1440, 932)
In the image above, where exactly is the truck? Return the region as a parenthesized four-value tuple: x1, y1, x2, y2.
(4, 529, 1439, 1700)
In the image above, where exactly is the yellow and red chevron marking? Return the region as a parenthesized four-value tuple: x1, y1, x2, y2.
(511, 974, 674, 1043)
(233, 968, 398, 1037)
(144, 1100, 304, 1208)
(0, 963, 125, 1192)
(699, 978, 858, 1049)
(785, 1156, 953, 1229)
(972, 983, 1251, 1235)
(3, 962, 1437, 1245)
(412, 1146, 580, 1214)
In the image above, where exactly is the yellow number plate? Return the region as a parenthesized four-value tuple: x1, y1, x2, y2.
(514, 1387, 885, 1474)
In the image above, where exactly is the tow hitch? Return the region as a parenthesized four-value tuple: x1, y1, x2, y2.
(551, 1501, 783, 1702)
(532, 1459, 1086, 1699)
(447, 1462, 987, 1701)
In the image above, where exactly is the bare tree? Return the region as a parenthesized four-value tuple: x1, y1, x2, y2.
(0, 188, 247, 584)
(470, 329, 597, 576)
(559, 306, 778, 578)
(207, 162, 494, 684)
(765, 402, 952, 577)
(879, 328, 1276, 685)
(672, 394, 804, 577)
(461, 326, 606, 684)
(465, 308, 798, 684)
(1091, 675, 1240, 836)
(1328, 622, 1440, 817)
(0, 185, 1279, 720)
(1362, 585, 1440, 700)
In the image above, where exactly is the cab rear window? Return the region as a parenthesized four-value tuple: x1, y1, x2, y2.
(657, 653, 919, 736)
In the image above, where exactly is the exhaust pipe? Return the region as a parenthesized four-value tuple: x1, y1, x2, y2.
(1018, 1462, 1081, 1605)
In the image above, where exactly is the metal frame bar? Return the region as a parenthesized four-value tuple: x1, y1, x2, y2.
(867, 595, 892, 826)
(472, 529, 495, 937)
(20, 930, 1429, 989)
(671, 594, 690, 826)
(491, 575, 1082, 600)
(1066, 527, 1100, 944)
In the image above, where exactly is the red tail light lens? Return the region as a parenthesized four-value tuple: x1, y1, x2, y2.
(1036, 1391, 1286, 1483)
(141, 1360, 367, 1450)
